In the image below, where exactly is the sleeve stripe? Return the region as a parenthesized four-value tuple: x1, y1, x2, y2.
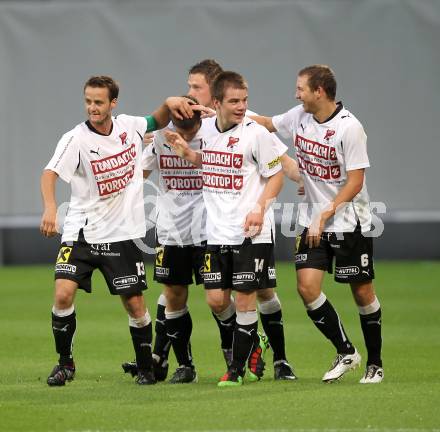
(145, 115, 158, 132)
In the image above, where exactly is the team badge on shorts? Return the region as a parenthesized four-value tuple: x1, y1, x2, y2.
(204, 253, 211, 273)
(155, 246, 164, 266)
(56, 247, 72, 264)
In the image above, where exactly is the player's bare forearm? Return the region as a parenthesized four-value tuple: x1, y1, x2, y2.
(143, 170, 152, 179)
(40, 170, 59, 237)
(41, 170, 58, 208)
(321, 169, 365, 221)
(244, 170, 283, 237)
(151, 102, 171, 129)
(249, 115, 277, 133)
(256, 170, 284, 215)
(307, 169, 365, 247)
(151, 97, 195, 129)
(280, 154, 301, 182)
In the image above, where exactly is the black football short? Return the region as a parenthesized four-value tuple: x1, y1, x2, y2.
(54, 231, 147, 295)
(295, 225, 375, 283)
(203, 240, 277, 292)
(153, 243, 206, 286)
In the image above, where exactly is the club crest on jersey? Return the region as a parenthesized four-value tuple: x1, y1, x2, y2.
(227, 137, 240, 148)
(324, 129, 335, 141)
(119, 132, 127, 146)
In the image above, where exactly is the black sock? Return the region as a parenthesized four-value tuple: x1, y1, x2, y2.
(212, 312, 236, 350)
(231, 321, 258, 374)
(260, 310, 286, 362)
(360, 308, 382, 367)
(165, 311, 194, 367)
(52, 311, 76, 366)
(153, 303, 171, 360)
(129, 323, 153, 371)
(307, 300, 354, 354)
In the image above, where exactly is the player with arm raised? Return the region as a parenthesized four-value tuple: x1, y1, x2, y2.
(40, 75, 196, 386)
(251, 65, 383, 383)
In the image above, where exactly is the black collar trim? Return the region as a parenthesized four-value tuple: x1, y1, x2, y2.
(314, 101, 343, 124)
(215, 119, 238, 134)
(85, 120, 113, 136)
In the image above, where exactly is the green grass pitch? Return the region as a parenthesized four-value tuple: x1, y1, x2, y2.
(0, 261, 439, 432)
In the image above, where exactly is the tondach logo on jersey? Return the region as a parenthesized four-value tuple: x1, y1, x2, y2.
(90, 144, 137, 197)
(295, 135, 337, 161)
(295, 134, 341, 181)
(202, 150, 243, 169)
(159, 155, 202, 191)
(160, 155, 196, 170)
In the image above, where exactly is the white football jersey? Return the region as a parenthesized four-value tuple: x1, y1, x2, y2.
(46, 115, 150, 243)
(201, 116, 285, 245)
(273, 102, 372, 232)
(142, 124, 207, 246)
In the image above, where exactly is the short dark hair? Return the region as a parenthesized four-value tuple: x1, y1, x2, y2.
(188, 59, 223, 85)
(298, 65, 337, 101)
(211, 71, 248, 102)
(83, 75, 119, 101)
(171, 95, 201, 130)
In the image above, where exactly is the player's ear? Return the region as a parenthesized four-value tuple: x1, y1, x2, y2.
(110, 98, 118, 110)
(316, 86, 324, 98)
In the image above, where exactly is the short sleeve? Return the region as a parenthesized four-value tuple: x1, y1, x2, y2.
(271, 133, 288, 156)
(45, 133, 80, 183)
(272, 105, 301, 139)
(251, 127, 283, 178)
(142, 140, 159, 171)
(343, 122, 370, 171)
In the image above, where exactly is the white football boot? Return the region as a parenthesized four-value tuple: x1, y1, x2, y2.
(322, 349, 361, 382)
(359, 364, 384, 384)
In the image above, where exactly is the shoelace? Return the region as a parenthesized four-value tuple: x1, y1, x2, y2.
(365, 365, 377, 378)
(331, 354, 344, 368)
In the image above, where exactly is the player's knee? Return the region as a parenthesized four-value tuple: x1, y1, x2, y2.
(257, 288, 275, 302)
(54, 291, 74, 309)
(166, 295, 187, 311)
(351, 281, 375, 305)
(296, 281, 320, 304)
(206, 295, 229, 314)
(297, 281, 311, 297)
(54, 280, 76, 309)
(122, 293, 146, 317)
(164, 285, 188, 306)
